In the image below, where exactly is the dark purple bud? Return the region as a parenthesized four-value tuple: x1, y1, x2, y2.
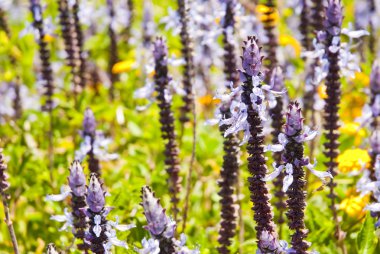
(153, 37, 168, 65)
(325, 0, 343, 36)
(371, 130, 380, 155)
(68, 161, 86, 197)
(269, 66, 284, 92)
(370, 61, 380, 93)
(140, 186, 176, 238)
(241, 36, 262, 77)
(86, 173, 105, 213)
(285, 101, 304, 136)
(83, 108, 96, 136)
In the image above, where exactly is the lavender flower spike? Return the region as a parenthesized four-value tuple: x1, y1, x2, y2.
(83, 108, 96, 137)
(86, 173, 105, 213)
(239, 36, 278, 245)
(323, 0, 344, 241)
(141, 186, 176, 253)
(370, 60, 380, 128)
(68, 161, 88, 252)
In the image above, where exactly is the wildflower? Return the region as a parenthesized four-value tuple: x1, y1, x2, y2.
(177, 0, 195, 123)
(135, 238, 160, 254)
(239, 36, 278, 247)
(337, 149, 371, 174)
(340, 193, 369, 218)
(257, 230, 289, 254)
(265, 102, 332, 253)
(153, 38, 181, 220)
(339, 122, 366, 146)
(140, 186, 199, 253)
(85, 173, 132, 254)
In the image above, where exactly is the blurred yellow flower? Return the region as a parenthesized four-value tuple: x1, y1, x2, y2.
(351, 72, 370, 87)
(4, 70, 13, 82)
(279, 35, 301, 57)
(341, 93, 366, 121)
(198, 94, 220, 107)
(317, 84, 327, 99)
(42, 34, 55, 43)
(339, 122, 366, 146)
(340, 193, 369, 218)
(112, 59, 135, 74)
(214, 17, 221, 25)
(337, 148, 371, 173)
(255, 4, 279, 25)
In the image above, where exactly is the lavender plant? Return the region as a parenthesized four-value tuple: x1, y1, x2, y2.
(107, 0, 119, 100)
(217, 1, 240, 252)
(0, 149, 20, 254)
(177, 0, 195, 124)
(57, 0, 82, 97)
(238, 36, 278, 245)
(29, 0, 55, 177)
(140, 186, 199, 254)
(264, 102, 332, 253)
(75, 108, 118, 176)
(46, 161, 89, 252)
(323, 0, 343, 237)
(85, 173, 133, 253)
(153, 37, 181, 221)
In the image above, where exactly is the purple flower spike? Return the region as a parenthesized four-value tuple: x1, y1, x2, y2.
(140, 186, 176, 238)
(153, 38, 168, 65)
(325, 0, 343, 36)
(86, 173, 105, 213)
(285, 102, 304, 136)
(269, 67, 285, 92)
(370, 61, 380, 93)
(68, 161, 86, 197)
(241, 36, 262, 77)
(0, 149, 10, 193)
(83, 108, 96, 137)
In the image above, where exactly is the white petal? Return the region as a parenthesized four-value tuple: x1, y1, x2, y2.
(264, 144, 284, 152)
(45, 191, 71, 202)
(282, 174, 293, 192)
(308, 168, 333, 180)
(365, 203, 380, 212)
(50, 215, 67, 222)
(115, 223, 136, 231)
(94, 224, 102, 237)
(278, 133, 288, 146)
(263, 164, 284, 181)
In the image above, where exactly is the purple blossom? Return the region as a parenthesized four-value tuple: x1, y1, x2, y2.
(86, 173, 105, 213)
(370, 61, 380, 93)
(68, 161, 86, 197)
(325, 0, 343, 36)
(371, 130, 380, 155)
(240, 36, 262, 78)
(83, 107, 96, 137)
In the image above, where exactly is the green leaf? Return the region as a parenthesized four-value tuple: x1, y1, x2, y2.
(357, 213, 378, 254)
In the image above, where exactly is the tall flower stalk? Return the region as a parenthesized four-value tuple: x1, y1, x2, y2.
(310, 0, 325, 33)
(177, 0, 197, 231)
(107, 0, 119, 100)
(239, 36, 277, 243)
(153, 38, 181, 222)
(268, 67, 286, 233)
(0, 149, 20, 254)
(264, 102, 331, 253)
(217, 1, 240, 252)
(369, 61, 380, 130)
(262, 0, 278, 70)
(83, 108, 101, 176)
(30, 0, 55, 180)
(323, 0, 343, 240)
(68, 161, 89, 252)
(72, 0, 87, 89)
(57, 0, 82, 98)
(299, 0, 311, 51)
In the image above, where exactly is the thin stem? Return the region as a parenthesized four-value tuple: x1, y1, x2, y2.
(1, 195, 20, 254)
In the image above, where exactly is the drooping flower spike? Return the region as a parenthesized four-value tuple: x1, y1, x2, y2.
(265, 102, 332, 253)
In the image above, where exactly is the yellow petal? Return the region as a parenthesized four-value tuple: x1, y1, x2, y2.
(112, 59, 135, 74)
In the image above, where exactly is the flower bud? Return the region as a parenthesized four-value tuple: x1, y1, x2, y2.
(285, 101, 304, 136)
(325, 0, 343, 36)
(241, 36, 262, 77)
(86, 173, 105, 213)
(68, 161, 86, 197)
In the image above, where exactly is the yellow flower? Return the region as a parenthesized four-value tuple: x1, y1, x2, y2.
(341, 93, 366, 121)
(255, 4, 279, 25)
(317, 83, 327, 99)
(340, 192, 369, 218)
(198, 95, 220, 107)
(4, 70, 14, 82)
(339, 122, 366, 146)
(43, 34, 55, 43)
(337, 148, 371, 173)
(112, 59, 135, 74)
(350, 72, 370, 87)
(279, 35, 301, 57)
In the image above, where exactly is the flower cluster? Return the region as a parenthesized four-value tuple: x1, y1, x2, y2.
(265, 102, 332, 253)
(75, 108, 118, 176)
(139, 186, 199, 254)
